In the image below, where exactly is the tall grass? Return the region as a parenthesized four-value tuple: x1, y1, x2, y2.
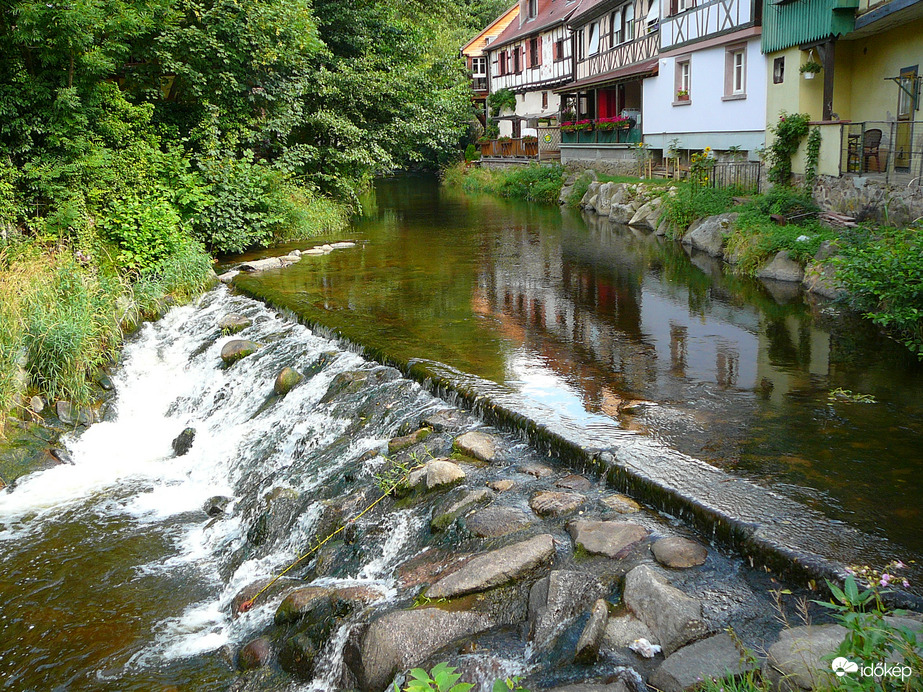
(443, 162, 564, 205)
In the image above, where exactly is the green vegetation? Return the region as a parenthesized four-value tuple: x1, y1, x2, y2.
(836, 224, 923, 358)
(443, 162, 564, 204)
(487, 88, 517, 117)
(661, 185, 735, 235)
(766, 112, 811, 186)
(400, 662, 473, 692)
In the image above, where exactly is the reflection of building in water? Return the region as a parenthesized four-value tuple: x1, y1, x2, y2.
(716, 342, 739, 389)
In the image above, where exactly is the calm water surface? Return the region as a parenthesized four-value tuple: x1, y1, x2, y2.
(237, 176, 923, 564)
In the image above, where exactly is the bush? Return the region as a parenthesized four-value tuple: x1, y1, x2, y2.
(767, 112, 810, 186)
(443, 162, 563, 205)
(98, 194, 186, 273)
(130, 239, 216, 323)
(660, 184, 735, 235)
(837, 225, 923, 358)
(464, 144, 480, 162)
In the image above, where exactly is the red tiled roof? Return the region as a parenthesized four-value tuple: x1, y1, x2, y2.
(568, 0, 621, 25)
(489, 0, 587, 50)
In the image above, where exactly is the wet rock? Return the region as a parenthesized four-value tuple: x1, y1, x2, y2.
(96, 372, 114, 391)
(530, 491, 586, 518)
(464, 505, 534, 538)
(405, 459, 465, 492)
(239, 257, 283, 272)
(651, 632, 759, 692)
(219, 314, 252, 335)
(50, 448, 73, 465)
(431, 488, 493, 532)
(275, 587, 334, 625)
(628, 197, 664, 231)
(756, 251, 804, 283)
(218, 270, 239, 284)
(544, 668, 646, 692)
(279, 254, 301, 265)
(29, 396, 44, 414)
(651, 537, 707, 569)
(231, 577, 301, 615)
(604, 613, 656, 648)
(397, 550, 474, 589)
(609, 203, 635, 224)
(568, 520, 649, 558)
(519, 462, 555, 478)
(388, 427, 432, 454)
(55, 401, 94, 426)
(302, 247, 325, 256)
(600, 494, 641, 513)
(171, 427, 196, 457)
(273, 367, 303, 396)
(221, 339, 260, 365)
(529, 570, 606, 647)
(204, 496, 232, 517)
(427, 533, 555, 599)
(623, 565, 707, 656)
(803, 260, 843, 300)
(360, 608, 494, 691)
(487, 479, 514, 492)
(453, 430, 501, 462)
(764, 624, 845, 691)
(422, 409, 469, 433)
(575, 599, 610, 663)
(278, 631, 324, 679)
(331, 584, 387, 607)
(682, 213, 737, 257)
(238, 637, 273, 671)
(557, 474, 593, 491)
(330, 241, 356, 249)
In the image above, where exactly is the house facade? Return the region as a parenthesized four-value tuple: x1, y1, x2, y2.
(461, 4, 520, 126)
(642, 0, 766, 156)
(764, 0, 923, 181)
(555, 0, 661, 163)
(486, 0, 585, 137)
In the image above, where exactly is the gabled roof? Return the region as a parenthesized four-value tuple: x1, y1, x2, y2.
(488, 0, 587, 51)
(568, 0, 618, 25)
(462, 4, 521, 57)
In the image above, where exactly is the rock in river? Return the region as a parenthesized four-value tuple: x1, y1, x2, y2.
(651, 537, 708, 569)
(453, 430, 501, 463)
(623, 564, 707, 656)
(274, 367, 303, 396)
(568, 520, 649, 558)
(464, 505, 534, 538)
(530, 491, 586, 518)
(221, 339, 260, 365)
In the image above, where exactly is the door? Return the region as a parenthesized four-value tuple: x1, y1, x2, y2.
(895, 65, 918, 171)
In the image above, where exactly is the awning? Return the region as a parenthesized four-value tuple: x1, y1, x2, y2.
(493, 111, 560, 123)
(554, 59, 659, 93)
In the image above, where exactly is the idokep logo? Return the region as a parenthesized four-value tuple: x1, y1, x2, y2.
(831, 656, 914, 683)
(832, 657, 859, 677)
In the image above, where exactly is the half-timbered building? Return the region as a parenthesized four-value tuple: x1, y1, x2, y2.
(461, 4, 520, 126)
(485, 0, 586, 137)
(642, 0, 766, 156)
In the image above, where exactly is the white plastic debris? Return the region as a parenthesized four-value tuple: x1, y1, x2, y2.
(796, 235, 810, 242)
(628, 638, 662, 658)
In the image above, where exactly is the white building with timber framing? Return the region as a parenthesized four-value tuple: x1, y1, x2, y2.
(485, 0, 587, 137)
(642, 0, 767, 157)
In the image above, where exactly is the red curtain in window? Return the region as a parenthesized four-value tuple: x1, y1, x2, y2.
(598, 89, 619, 118)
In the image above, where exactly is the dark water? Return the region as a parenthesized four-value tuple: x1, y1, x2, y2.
(236, 176, 923, 568)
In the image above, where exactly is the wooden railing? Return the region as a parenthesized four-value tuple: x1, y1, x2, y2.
(480, 139, 540, 158)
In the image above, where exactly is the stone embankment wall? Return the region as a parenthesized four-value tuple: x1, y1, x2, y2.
(560, 169, 843, 301)
(812, 174, 923, 228)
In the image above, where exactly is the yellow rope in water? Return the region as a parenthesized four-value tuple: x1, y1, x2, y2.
(237, 462, 425, 613)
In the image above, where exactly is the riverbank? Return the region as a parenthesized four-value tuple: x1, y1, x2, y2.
(445, 162, 923, 360)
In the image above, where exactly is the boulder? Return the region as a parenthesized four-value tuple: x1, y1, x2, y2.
(55, 401, 95, 426)
(764, 624, 846, 691)
(682, 213, 737, 257)
(600, 494, 641, 513)
(388, 427, 432, 454)
(604, 613, 656, 648)
(464, 505, 533, 538)
(651, 633, 760, 692)
(803, 260, 844, 300)
(568, 520, 649, 558)
(453, 430, 501, 462)
(595, 183, 615, 216)
(623, 565, 707, 656)
(628, 197, 664, 231)
(609, 203, 635, 224)
(756, 251, 805, 283)
(405, 459, 465, 492)
(518, 462, 555, 478)
(544, 669, 645, 692)
(204, 496, 232, 517)
(238, 637, 273, 671)
(274, 586, 333, 626)
(96, 372, 114, 391)
(273, 367, 303, 396)
(231, 577, 301, 615)
(487, 479, 514, 492)
(422, 409, 470, 432)
(427, 534, 555, 599)
(431, 488, 493, 531)
(221, 340, 260, 365)
(556, 474, 593, 491)
(330, 241, 356, 249)
(360, 608, 494, 691)
(218, 270, 239, 284)
(219, 314, 252, 335)
(651, 537, 708, 569)
(530, 491, 586, 518)
(29, 395, 44, 414)
(529, 570, 606, 647)
(575, 598, 610, 663)
(239, 257, 283, 272)
(171, 427, 196, 457)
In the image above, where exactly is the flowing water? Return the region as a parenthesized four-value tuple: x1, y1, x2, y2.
(235, 177, 923, 571)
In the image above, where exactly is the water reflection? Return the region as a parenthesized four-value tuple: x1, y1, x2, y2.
(235, 176, 923, 559)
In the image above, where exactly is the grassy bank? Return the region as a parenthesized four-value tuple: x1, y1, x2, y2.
(443, 161, 564, 204)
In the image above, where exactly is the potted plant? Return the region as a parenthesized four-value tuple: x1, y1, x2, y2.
(676, 89, 690, 101)
(498, 135, 513, 155)
(575, 119, 595, 143)
(522, 134, 538, 156)
(800, 61, 822, 79)
(560, 121, 577, 143)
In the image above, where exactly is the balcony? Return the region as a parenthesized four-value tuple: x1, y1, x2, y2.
(471, 76, 488, 92)
(479, 137, 539, 159)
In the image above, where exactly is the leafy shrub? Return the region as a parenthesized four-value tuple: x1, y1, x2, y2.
(767, 112, 810, 186)
(402, 662, 472, 692)
(98, 194, 185, 273)
(444, 162, 563, 205)
(837, 225, 923, 358)
(660, 184, 735, 235)
(464, 144, 480, 162)
(130, 239, 216, 323)
(566, 172, 594, 208)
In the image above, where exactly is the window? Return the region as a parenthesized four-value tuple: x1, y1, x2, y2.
(898, 65, 919, 117)
(528, 0, 537, 18)
(554, 38, 565, 61)
(529, 37, 541, 67)
(724, 46, 746, 98)
(773, 56, 784, 84)
(499, 52, 507, 76)
(611, 9, 622, 46)
(674, 57, 691, 103)
(669, 0, 694, 13)
(622, 4, 635, 43)
(588, 22, 600, 55)
(577, 29, 585, 60)
(472, 57, 487, 77)
(513, 47, 522, 73)
(542, 91, 549, 109)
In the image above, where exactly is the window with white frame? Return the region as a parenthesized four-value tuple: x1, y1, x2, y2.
(472, 57, 487, 77)
(577, 29, 585, 60)
(528, 0, 537, 18)
(725, 46, 746, 97)
(588, 21, 600, 55)
(622, 3, 635, 43)
(611, 9, 622, 45)
(675, 57, 691, 101)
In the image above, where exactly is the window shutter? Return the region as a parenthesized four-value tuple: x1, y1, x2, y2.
(525, 42, 532, 68)
(537, 36, 543, 65)
(669, 0, 678, 15)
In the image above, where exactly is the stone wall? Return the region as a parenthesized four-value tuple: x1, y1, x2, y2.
(812, 175, 923, 227)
